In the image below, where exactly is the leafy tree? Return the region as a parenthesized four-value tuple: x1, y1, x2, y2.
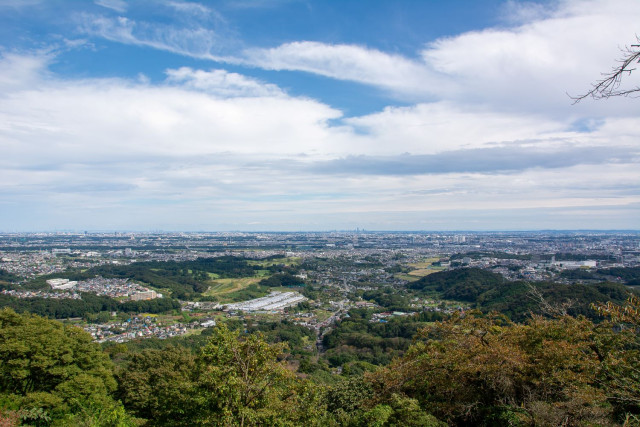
(195, 324, 303, 426)
(116, 346, 198, 425)
(0, 308, 133, 425)
(371, 311, 614, 425)
(593, 295, 640, 420)
(118, 324, 327, 426)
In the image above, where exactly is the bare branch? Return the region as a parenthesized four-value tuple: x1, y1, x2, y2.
(570, 36, 640, 103)
(526, 283, 575, 317)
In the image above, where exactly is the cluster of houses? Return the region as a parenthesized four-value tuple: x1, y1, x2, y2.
(84, 315, 217, 343)
(45, 276, 162, 301)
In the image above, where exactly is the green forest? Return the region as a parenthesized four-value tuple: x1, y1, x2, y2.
(2, 262, 640, 426)
(1, 295, 639, 426)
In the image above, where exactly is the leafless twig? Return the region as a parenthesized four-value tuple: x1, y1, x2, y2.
(527, 283, 575, 317)
(570, 37, 640, 103)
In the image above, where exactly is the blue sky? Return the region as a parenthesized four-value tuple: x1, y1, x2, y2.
(0, 0, 639, 231)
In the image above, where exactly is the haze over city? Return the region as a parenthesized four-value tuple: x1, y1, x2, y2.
(1, 0, 639, 231)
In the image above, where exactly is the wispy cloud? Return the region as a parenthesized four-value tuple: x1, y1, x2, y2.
(241, 41, 445, 99)
(77, 13, 231, 60)
(166, 1, 212, 17)
(95, 0, 127, 13)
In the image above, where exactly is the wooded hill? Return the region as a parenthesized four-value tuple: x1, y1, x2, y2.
(409, 267, 634, 321)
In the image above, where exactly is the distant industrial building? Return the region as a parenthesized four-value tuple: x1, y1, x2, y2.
(51, 248, 71, 255)
(552, 260, 597, 269)
(201, 319, 217, 328)
(224, 291, 307, 312)
(46, 278, 77, 290)
(130, 290, 160, 301)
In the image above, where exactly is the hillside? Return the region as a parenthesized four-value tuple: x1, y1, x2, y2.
(409, 268, 634, 321)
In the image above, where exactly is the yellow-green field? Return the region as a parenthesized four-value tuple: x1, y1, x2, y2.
(395, 274, 421, 282)
(407, 269, 438, 277)
(204, 277, 263, 296)
(398, 257, 445, 280)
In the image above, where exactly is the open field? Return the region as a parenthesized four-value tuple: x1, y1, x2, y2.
(402, 257, 445, 279)
(407, 269, 438, 277)
(395, 273, 421, 282)
(204, 277, 263, 296)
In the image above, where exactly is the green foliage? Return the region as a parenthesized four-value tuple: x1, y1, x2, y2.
(322, 311, 430, 366)
(409, 267, 634, 321)
(195, 324, 296, 425)
(0, 292, 181, 321)
(0, 308, 132, 425)
(0, 269, 20, 284)
(223, 283, 271, 302)
(559, 268, 598, 280)
(116, 346, 198, 425)
(370, 311, 626, 425)
(115, 324, 326, 426)
(362, 289, 413, 312)
(247, 320, 316, 355)
(560, 266, 640, 285)
(356, 395, 445, 427)
(593, 296, 640, 419)
(324, 377, 445, 427)
(409, 268, 505, 301)
(481, 281, 633, 321)
(50, 256, 263, 299)
(598, 266, 640, 284)
(259, 272, 304, 288)
(325, 376, 373, 421)
(3, 263, 640, 425)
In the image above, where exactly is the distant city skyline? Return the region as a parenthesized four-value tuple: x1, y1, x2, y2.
(1, 0, 639, 231)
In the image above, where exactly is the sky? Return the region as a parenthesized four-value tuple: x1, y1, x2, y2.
(0, 0, 639, 232)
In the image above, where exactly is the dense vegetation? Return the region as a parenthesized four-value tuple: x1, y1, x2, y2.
(0, 293, 180, 320)
(322, 309, 445, 367)
(2, 295, 639, 426)
(2, 259, 640, 425)
(0, 269, 20, 284)
(22, 256, 275, 299)
(258, 272, 304, 288)
(559, 266, 640, 286)
(410, 268, 635, 321)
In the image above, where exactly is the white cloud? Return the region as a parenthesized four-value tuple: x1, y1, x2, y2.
(165, 67, 284, 97)
(237, 0, 640, 118)
(420, 0, 640, 112)
(4, 0, 640, 230)
(344, 102, 570, 155)
(241, 41, 446, 99)
(75, 0, 640, 119)
(0, 52, 53, 92)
